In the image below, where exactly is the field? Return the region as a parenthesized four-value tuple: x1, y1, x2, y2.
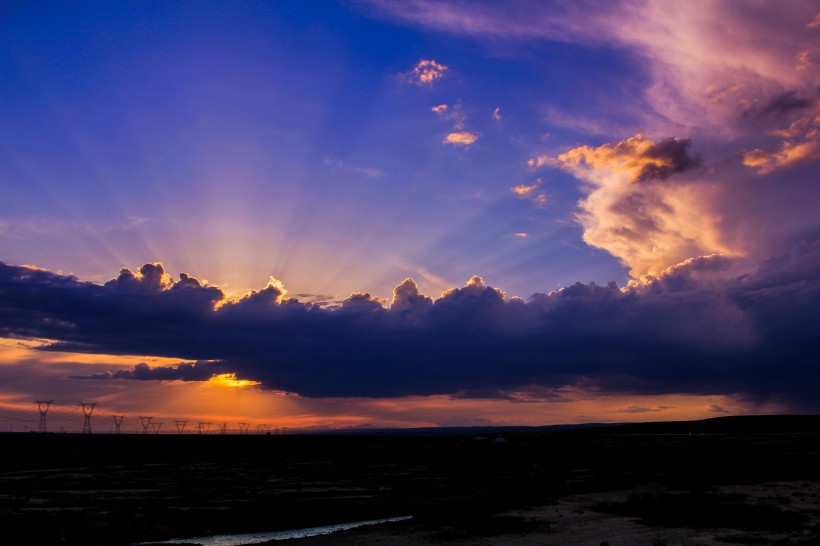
(2, 416, 820, 545)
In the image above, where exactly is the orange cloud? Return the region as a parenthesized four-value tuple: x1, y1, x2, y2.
(511, 182, 538, 195)
(443, 131, 479, 146)
(553, 135, 733, 277)
(511, 179, 547, 206)
(409, 59, 448, 85)
(743, 102, 820, 174)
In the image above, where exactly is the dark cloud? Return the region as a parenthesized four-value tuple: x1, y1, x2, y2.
(72, 361, 226, 382)
(708, 404, 730, 414)
(753, 90, 815, 119)
(618, 405, 675, 414)
(1, 244, 820, 409)
(634, 137, 700, 182)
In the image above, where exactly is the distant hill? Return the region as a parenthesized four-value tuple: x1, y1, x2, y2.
(319, 415, 820, 436)
(592, 415, 820, 435)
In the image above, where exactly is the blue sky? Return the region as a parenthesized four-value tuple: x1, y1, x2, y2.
(1, 1, 819, 430)
(1, 0, 632, 300)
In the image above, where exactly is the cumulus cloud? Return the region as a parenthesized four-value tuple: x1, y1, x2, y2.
(443, 131, 479, 146)
(408, 58, 448, 85)
(557, 135, 701, 184)
(545, 134, 731, 277)
(2, 244, 820, 409)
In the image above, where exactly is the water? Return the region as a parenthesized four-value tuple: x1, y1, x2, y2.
(135, 515, 413, 546)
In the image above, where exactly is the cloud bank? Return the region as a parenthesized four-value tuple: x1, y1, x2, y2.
(2, 247, 819, 410)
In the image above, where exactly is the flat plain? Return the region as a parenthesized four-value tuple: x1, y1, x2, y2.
(2, 416, 820, 545)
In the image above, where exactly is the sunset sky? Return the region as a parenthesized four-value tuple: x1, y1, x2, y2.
(1, 0, 819, 432)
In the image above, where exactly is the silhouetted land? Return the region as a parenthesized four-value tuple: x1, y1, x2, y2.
(2, 415, 820, 545)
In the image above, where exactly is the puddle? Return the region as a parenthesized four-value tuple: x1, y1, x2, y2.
(136, 515, 413, 545)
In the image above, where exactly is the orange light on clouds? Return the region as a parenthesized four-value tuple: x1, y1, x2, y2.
(207, 373, 261, 389)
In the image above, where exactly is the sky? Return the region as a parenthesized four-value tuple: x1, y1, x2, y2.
(1, 0, 819, 432)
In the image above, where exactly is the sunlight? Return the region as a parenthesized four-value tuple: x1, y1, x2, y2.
(207, 373, 261, 389)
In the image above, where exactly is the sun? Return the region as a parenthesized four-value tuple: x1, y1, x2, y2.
(207, 373, 260, 389)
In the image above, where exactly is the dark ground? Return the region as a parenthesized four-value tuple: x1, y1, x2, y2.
(2, 415, 820, 545)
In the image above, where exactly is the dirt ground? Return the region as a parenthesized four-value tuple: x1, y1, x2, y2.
(284, 481, 820, 545)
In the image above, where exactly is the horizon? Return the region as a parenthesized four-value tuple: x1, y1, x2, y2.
(1, 1, 819, 429)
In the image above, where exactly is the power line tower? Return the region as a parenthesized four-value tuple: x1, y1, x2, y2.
(79, 402, 98, 434)
(174, 419, 187, 434)
(139, 416, 153, 434)
(112, 415, 125, 434)
(238, 422, 249, 435)
(35, 400, 53, 433)
(197, 422, 211, 435)
(151, 421, 163, 434)
(256, 424, 268, 435)
(218, 422, 228, 435)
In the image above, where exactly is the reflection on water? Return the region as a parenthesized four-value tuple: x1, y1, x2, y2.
(136, 515, 413, 546)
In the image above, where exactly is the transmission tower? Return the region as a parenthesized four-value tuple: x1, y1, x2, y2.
(112, 415, 125, 434)
(35, 400, 53, 433)
(151, 421, 163, 434)
(174, 419, 188, 434)
(79, 402, 98, 434)
(256, 424, 268, 435)
(238, 422, 249, 435)
(219, 422, 228, 435)
(197, 422, 211, 435)
(139, 416, 153, 434)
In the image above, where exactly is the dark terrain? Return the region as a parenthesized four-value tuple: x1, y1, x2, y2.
(2, 415, 820, 545)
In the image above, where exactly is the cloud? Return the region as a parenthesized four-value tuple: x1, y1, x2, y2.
(617, 404, 675, 414)
(707, 404, 730, 414)
(323, 157, 385, 178)
(545, 134, 731, 277)
(493, 107, 501, 121)
(511, 178, 547, 206)
(431, 100, 469, 130)
(73, 361, 226, 382)
(366, 2, 820, 271)
(511, 182, 538, 196)
(743, 99, 820, 174)
(443, 131, 479, 146)
(407, 58, 448, 85)
(2, 242, 820, 410)
(557, 135, 701, 184)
